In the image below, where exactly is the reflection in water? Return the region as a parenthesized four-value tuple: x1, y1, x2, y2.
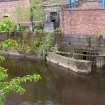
(2, 57, 105, 105)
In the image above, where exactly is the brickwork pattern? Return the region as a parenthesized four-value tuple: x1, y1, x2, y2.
(60, 9, 105, 35)
(0, 0, 29, 21)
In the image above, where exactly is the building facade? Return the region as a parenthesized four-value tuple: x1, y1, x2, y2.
(0, 0, 68, 28)
(60, 0, 105, 36)
(0, 0, 30, 22)
(43, 0, 68, 28)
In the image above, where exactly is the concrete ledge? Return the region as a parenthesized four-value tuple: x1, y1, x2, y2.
(47, 52, 92, 74)
(0, 50, 40, 60)
(0, 50, 92, 74)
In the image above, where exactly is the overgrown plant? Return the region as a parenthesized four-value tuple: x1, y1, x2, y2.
(0, 18, 14, 32)
(0, 56, 41, 105)
(30, 0, 45, 31)
(16, 0, 45, 31)
(30, 33, 45, 54)
(33, 26, 43, 33)
(23, 32, 54, 57)
(19, 32, 54, 56)
(13, 24, 25, 32)
(1, 39, 18, 50)
(38, 33, 54, 59)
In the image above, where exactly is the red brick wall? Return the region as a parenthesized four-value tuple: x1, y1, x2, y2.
(60, 9, 105, 36)
(0, 0, 30, 22)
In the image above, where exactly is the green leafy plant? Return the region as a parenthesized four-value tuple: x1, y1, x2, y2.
(16, 0, 45, 31)
(21, 32, 54, 56)
(0, 56, 41, 105)
(28, 33, 45, 54)
(13, 25, 25, 32)
(34, 28, 43, 33)
(1, 39, 18, 50)
(38, 33, 54, 57)
(0, 18, 14, 32)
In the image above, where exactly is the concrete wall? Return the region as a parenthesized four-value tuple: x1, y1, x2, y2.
(60, 9, 105, 35)
(47, 52, 92, 73)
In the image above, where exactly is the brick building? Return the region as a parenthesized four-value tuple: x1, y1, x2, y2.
(0, 0, 68, 27)
(43, 0, 68, 28)
(0, 0, 30, 22)
(60, 0, 105, 36)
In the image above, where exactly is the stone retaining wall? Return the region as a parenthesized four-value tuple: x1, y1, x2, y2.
(0, 50, 40, 60)
(47, 52, 92, 73)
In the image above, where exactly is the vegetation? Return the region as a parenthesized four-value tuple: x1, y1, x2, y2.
(0, 56, 41, 105)
(14, 24, 25, 32)
(1, 39, 18, 50)
(0, 0, 47, 32)
(16, 0, 45, 31)
(33, 26, 43, 33)
(19, 33, 54, 56)
(0, 18, 14, 32)
(0, 1, 56, 104)
(0, 31, 54, 56)
(21, 32, 54, 56)
(38, 33, 54, 58)
(30, 0, 45, 21)
(0, 18, 25, 32)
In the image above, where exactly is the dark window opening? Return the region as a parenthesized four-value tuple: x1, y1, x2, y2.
(3, 16, 9, 19)
(50, 12, 59, 28)
(83, 52, 87, 60)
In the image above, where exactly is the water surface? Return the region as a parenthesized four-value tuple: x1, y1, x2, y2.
(2, 57, 105, 105)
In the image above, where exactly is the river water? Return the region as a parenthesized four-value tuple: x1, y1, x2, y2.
(2, 57, 105, 105)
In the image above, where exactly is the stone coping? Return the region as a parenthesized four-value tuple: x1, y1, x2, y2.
(0, 50, 40, 60)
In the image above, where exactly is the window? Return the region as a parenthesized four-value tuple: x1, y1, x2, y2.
(3, 16, 9, 18)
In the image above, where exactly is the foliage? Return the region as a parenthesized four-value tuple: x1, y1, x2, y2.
(17, 40, 33, 54)
(33, 26, 43, 33)
(0, 18, 14, 32)
(30, 0, 45, 31)
(1, 39, 18, 50)
(30, 0, 45, 22)
(38, 33, 54, 57)
(17, 32, 54, 56)
(16, 0, 45, 31)
(34, 29, 43, 33)
(0, 17, 26, 32)
(1, 0, 45, 32)
(13, 24, 25, 32)
(16, 4, 31, 23)
(16, 0, 45, 22)
(29, 33, 45, 54)
(0, 56, 41, 105)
